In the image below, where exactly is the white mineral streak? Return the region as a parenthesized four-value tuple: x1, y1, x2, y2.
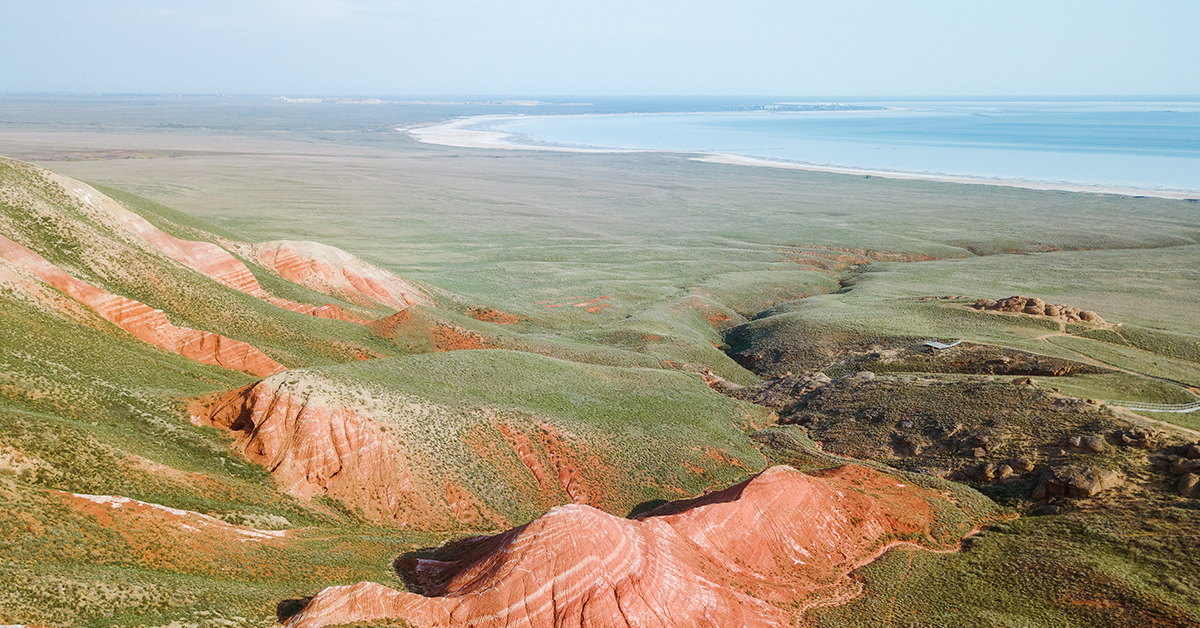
(72, 493, 288, 540)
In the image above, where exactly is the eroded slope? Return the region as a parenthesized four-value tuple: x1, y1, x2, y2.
(192, 351, 772, 528)
(284, 465, 1001, 628)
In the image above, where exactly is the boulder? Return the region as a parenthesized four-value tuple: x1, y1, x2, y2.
(1069, 434, 1106, 453)
(1180, 443, 1200, 459)
(849, 371, 876, 383)
(1118, 429, 1159, 448)
(1180, 474, 1200, 499)
(980, 463, 998, 481)
(1032, 466, 1124, 499)
(892, 433, 926, 457)
(1170, 458, 1200, 475)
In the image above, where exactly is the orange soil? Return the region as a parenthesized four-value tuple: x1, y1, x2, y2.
(708, 311, 734, 327)
(467, 307, 521, 325)
(0, 235, 284, 376)
(430, 324, 491, 351)
(705, 447, 752, 469)
(368, 307, 415, 337)
(371, 308, 495, 353)
(536, 295, 611, 312)
(444, 480, 502, 527)
(56, 491, 295, 579)
(284, 465, 978, 628)
(778, 245, 940, 272)
(536, 427, 596, 505)
(195, 381, 574, 529)
(495, 423, 553, 493)
(491, 422, 616, 509)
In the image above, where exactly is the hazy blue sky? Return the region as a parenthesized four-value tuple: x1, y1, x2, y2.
(3, 0, 1197, 96)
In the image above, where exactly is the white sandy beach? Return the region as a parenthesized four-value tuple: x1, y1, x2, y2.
(409, 116, 1200, 201)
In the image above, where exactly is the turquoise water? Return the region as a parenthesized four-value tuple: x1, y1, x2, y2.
(479, 102, 1200, 192)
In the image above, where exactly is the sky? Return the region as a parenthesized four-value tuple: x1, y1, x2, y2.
(2, 0, 1198, 96)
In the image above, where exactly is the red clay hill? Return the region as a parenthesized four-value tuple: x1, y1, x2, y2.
(250, 240, 430, 312)
(283, 464, 991, 628)
(193, 376, 435, 526)
(0, 161, 442, 376)
(44, 170, 436, 325)
(0, 234, 285, 376)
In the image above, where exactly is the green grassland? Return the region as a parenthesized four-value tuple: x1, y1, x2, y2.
(29, 129, 1197, 408)
(813, 499, 1200, 628)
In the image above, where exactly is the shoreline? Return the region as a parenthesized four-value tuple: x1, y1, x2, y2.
(407, 115, 639, 153)
(407, 115, 1200, 201)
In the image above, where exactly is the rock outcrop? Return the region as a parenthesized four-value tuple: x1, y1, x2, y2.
(0, 234, 284, 376)
(252, 240, 430, 311)
(1032, 465, 1124, 499)
(283, 465, 981, 628)
(1068, 434, 1107, 454)
(1180, 474, 1200, 498)
(731, 370, 832, 412)
(972, 296, 1105, 325)
(1169, 443, 1200, 497)
(1170, 458, 1200, 475)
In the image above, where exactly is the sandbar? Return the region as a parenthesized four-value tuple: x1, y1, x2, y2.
(407, 116, 635, 153)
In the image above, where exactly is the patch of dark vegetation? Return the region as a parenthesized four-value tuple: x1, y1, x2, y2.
(726, 332, 1110, 380)
(854, 342, 1111, 377)
(730, 371, 1197, 511)
(626, 499, 669, 518)
(729, 372, 1200, 626)
(723, 319, 884, 376)
(720, 341, 1104, 405)
(276, 596, 314, 623)
(394, 533, 514, 596)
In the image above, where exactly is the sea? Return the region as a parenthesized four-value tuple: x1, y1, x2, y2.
(2, 95, 1197, 194)
(464, 100, 1200, 194)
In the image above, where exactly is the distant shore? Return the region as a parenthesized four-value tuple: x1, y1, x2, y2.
(408, 116, 1200, 201)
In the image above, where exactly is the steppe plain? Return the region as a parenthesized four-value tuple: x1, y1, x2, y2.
(0, 97, 1198, 627)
